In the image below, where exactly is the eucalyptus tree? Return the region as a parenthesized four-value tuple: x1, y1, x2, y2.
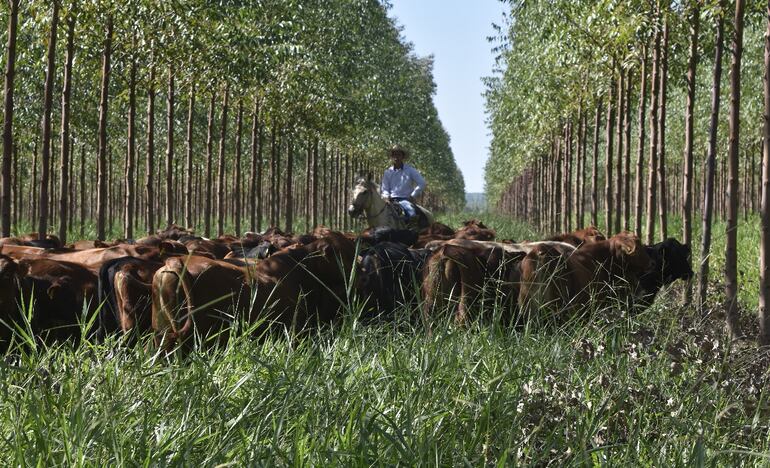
(37, 0, 59, 241)
(1, 0, 20, 237)
(725, 0, 747, 340)
(761, 0, 770, 345)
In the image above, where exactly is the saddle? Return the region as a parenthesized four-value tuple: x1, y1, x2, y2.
(389, 201, 429, 230)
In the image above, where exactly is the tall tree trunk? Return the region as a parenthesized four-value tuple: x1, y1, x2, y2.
(146, 62, 156, 236)
(646, 17, 662, 245)
(564, 122, 572, 232)
(234, 101, 243, 235)
(165, 66, 174, 228)
(554, 135, 562, 233)
(605, 71, 616, 235)
(58, 5, 75, 244)
(634, 44, 648, 236)
(184, 87, 194, 229)
(312, 138, 318, 229)
(11, 143, 17, 230)
(614, 68, 624, 235)
(79, 144, 84, 238)
(657, 15, 670, 241)
(699, 4, 725, 310)
(1, 0, 20, 237)
(31, 139, 38, 225)
(96, 16, 113, 241)
(591, 99, 602, 227)
(623, 69, 633, 231)
(269, 127, 277, 227)
(38, 1, 59, 240)
(285, 134, 294, 232)
(683, 2, 700, 305)
(576, 103, 585, 228)
(256, 121, 264, 232)
(204, 92, 214, 237)
(216, 85, 229, 236)
(725, 0, 746, 340)
(125, 43, 137, 239)
(249, 101, 257, 232)
(760, 0, 770, 345)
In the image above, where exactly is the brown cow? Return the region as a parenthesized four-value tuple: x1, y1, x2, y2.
(546, 226, 606, 247)
(247, 232, 356, 334)
(18, 258, 99, 343)
(98, 257, 164, 342)
(420, 222, 455, 237)
(152, 255, 251, 352)
(454, 219, 496, 241)
(518, 231, 652, 320)
(422, 238, 525, 329)
(152, 231, 356, 352)
(183, 238, 231, 259)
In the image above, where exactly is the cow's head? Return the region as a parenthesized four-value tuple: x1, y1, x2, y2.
(651, 238, 693, 285)
(610, 232, 653, 274)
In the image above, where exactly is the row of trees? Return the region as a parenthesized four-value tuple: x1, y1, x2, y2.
(0, 0, 465, 243)
(485, 0, 767, 342)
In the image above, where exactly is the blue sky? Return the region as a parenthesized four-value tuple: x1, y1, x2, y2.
(388, 0, 507, 193)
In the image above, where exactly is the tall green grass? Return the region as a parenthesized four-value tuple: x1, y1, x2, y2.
(0, 212, 767, 465)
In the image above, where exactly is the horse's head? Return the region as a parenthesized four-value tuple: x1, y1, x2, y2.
(348, 173, 378, 218)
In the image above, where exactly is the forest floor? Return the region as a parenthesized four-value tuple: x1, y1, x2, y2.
(0, 213, 768, 465)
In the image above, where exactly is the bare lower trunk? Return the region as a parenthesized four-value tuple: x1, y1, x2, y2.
(38, 2, 59, 239)
(184, 87, 194, 229)
(204, 92, 214, 237)
(605, 71, 616, 235)
(591, 99, 601, 227)
(125, 45, 137, 239)
(216, 85, 229, 236)
(760, 0, 770, 345)
(2, 0, 19, 237)
(146, 63, 156, 236)
(646, 17, 662, 245)
(59, 7, 76, 244)
(96, 17, 113, 241)
(165, 66, 175, 228)
(634, 43, 648, 236)
(657, 16, 670, 241)
(285, 134, 294, 232)
(699, 4, 725, 310)
(614, 68, 624, 235)
(623, 69, 633, 231)
(234, 101, 243, 235)
(725, 0, 746, 340)
(683, 3, 700, 304)
(249, 101, 258, 232)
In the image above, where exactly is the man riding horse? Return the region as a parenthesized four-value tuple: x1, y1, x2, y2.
(381, 145, 426, 228)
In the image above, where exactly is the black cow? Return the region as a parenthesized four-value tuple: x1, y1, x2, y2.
(357, 242, 430, 320)
(639, 237, 694, 305)
(368, 226, 419, 247)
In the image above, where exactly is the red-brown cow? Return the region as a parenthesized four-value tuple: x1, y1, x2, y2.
(518, 231, 652, 319)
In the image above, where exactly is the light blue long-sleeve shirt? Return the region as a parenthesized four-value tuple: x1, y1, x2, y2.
(381, 163, 426, 199)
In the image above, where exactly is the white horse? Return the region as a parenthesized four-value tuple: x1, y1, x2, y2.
(347, 175, 434, 230)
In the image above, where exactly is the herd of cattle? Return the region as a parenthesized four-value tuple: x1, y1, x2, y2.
(0, 220, 694, 352)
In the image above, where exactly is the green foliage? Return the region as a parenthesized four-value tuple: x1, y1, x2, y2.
(485, 0, 765, 208)
(3, 0, 465, 214)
